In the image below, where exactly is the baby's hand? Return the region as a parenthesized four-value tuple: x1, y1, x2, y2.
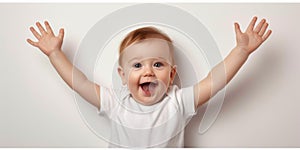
(27, 21, 64, 56)
(234, 16, 272, 55)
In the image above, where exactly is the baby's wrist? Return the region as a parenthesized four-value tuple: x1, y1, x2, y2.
(234, 46, 250, 58)
(48, 49, 62, 58)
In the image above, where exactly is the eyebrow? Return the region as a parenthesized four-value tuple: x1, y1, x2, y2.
(128, 57, 142, 64)
(127, 56, 169, 64)
(157, 57, 168, 60)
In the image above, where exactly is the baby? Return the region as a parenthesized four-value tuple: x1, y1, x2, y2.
(27, 16, 271, 147)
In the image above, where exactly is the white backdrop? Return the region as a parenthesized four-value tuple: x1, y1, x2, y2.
(0, 3, 299, 147)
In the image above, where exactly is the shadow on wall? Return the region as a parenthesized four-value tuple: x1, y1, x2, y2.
(184, 39, 284, 147)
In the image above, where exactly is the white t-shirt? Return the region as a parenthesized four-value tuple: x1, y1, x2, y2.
(98, 85, 196, 148)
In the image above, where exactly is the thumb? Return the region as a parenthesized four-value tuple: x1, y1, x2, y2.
(58, 28, 64, 40)
(234, 22, 242, 36)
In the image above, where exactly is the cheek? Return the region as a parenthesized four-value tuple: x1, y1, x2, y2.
(127, 71, 140, 86)
(156, 70, 171, 84)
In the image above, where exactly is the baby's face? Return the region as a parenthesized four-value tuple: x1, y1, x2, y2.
(118, 39, 176, 105)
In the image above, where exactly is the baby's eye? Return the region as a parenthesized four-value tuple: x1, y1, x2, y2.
(133, 63, 142, 68)
(153, 62, 163, 68)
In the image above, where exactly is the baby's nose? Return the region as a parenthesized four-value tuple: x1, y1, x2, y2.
(143, 65, 154, 76)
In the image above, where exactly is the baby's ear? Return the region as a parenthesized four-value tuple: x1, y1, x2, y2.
(170, 65, 177, 84)
(118, 66, 127, 85)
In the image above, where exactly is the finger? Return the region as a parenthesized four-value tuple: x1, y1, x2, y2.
(36, 22, 46, 35)
(258, 22, 269, 36)
(234, 22, 243, 36)
(30, 26, 41, 39)
(58, 28, 64, 40)
(246, 16, 258, 32)
(254, 19, 266, 33)
(27, 38, 38, 47)
(262, 30, 272, 42)
(44, 21, 54, 35)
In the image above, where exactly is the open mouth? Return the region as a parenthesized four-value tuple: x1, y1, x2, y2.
(140, 81, 158, 96)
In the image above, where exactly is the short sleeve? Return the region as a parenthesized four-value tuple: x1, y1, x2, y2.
(97, 85, 116, 115)
(177, 86, 197, 116)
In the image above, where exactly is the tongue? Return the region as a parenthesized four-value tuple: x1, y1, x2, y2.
(141, 84, 150, 92)
(141, 83, 156, 95)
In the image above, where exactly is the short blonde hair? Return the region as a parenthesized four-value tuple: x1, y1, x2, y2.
(119, 27, 174, 65)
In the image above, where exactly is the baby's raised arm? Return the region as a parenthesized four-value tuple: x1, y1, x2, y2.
(27, 21, 100, 109)
(194, 16, 272, 109)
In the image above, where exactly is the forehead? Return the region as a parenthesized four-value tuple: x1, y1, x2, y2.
(120, 38, 172, 64)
